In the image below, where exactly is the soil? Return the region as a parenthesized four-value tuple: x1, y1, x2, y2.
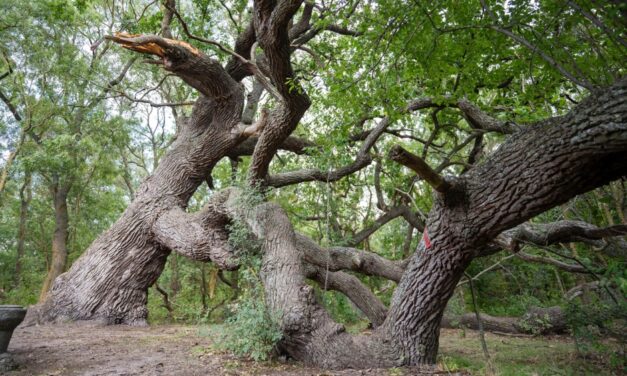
(4, 323, 458, 376)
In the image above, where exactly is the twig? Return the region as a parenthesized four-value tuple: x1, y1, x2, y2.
(465, 272, 495, 374)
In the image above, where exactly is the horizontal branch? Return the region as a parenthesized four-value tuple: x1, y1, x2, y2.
(304, 264, 387, 327)
(111, 91, 195, 108)
(496, 220, 627, 253)
(228, 135, 315, 158)
(266, 154, 371, 188)
(349, 205, 424, 246)
(296, 234, 405, 282)
(152, 206, 237, 270)
(442, 306, 567, 335)
(515, 251, 588, 273)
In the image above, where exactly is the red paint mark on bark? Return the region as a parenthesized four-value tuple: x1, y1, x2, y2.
(423, 228, 432, 249)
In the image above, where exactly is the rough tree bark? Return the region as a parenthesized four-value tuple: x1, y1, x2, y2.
(382, 79, 627, 364)
(441, 306, 568, 335)
(28, 36, 248, 325)
(30, 0, 627, 370)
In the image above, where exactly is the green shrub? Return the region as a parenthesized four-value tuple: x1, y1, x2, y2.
(211, 297, 282, 361)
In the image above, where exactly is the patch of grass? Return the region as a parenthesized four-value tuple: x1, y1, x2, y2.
(345, 319, 371, 334)
(438, 329, 623, 375)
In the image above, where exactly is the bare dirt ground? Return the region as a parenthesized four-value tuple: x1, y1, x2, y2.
(4, 323, 455, 376)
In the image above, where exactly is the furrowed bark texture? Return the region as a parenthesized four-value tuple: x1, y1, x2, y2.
(30, 40, 246, 325)
(247, 0, 311, 183)
(226, 193, 400, 369)
(383, 78, 627, 364)
(31, 5, 627, 369)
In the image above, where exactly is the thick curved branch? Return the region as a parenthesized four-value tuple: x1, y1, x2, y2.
(247, 0, 312, 183)
(296, 234, 405, 282)
(497, 221, 627, 252)
(457, 99, 519, 133)
(462, 78, 627, 247)
(304, 264, 388, 327)
(228, 135, 315, 158)
(225, 189, 399, 368)
(153, 204, 237, 270)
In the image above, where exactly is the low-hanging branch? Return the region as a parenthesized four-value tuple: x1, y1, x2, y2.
(514, 251, 589, 273)
(388, 145, 451, 193)
(495, 220, 627, 253)
(304, 264, 388, 327)
(296, 234, 406, 282)
(152, 196, 238, 270)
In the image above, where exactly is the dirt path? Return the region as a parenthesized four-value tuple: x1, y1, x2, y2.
(4, 323, 449, 376)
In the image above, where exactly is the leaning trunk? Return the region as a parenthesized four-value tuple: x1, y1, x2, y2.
(382, 79, 627, 364)
(245, 79, 627, 367)
(32, 95, 243, 325)
(27, 34, 248, 324)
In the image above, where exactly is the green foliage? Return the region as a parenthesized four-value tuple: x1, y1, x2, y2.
(210, 298, 282, 361)
(201, 185, 283, 361)
(566, 299, 626, 366)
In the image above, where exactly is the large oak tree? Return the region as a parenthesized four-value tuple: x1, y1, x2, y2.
(23, 0, 626, 368)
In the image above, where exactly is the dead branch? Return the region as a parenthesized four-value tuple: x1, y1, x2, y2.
(388, 145, 451, 193)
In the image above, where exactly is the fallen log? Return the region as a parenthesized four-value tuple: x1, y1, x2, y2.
(442, 306, 567, 335)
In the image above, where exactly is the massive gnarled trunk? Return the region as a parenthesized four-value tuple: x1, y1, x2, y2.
(30, 0, 627, 369)
(241, 78, 627, 367)
(29, 39, 247, 325)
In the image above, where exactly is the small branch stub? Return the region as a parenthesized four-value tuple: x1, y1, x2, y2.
(389, 145, 451, 193)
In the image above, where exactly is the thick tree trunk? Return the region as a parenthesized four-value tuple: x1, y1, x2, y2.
(31, 18, 627, 371)
(32, 98, 243, 325)
(28, 39, 247, 325)
(226, 194, 400, 369)
(384, 200, 474, 364)
(382, 78, 627, 364)
(39, 178, 70, 301)
(246, 79, 626, 368)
